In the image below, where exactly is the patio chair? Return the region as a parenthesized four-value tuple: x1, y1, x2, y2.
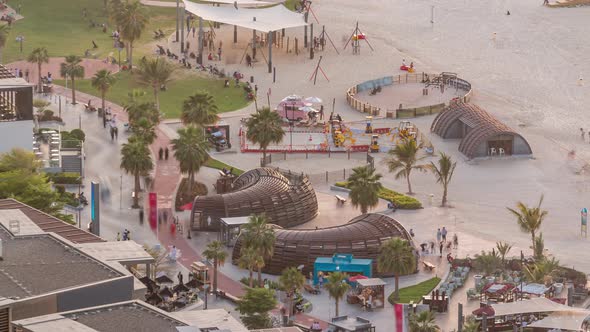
(499, 148, 505, 156)
(490, 147, 497, 156)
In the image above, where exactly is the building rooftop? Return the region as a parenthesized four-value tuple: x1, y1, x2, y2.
(0, 225, 122, 300)
(13, 301, 250, 332)
(0, 198, 103, 244)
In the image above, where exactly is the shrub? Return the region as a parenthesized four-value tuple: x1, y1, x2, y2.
(69, 129, 86, 142)
(335, 181, 422, 209)
(240, 277, 281, 290)
(48, 172, 82, 184)
(39, 109, 63, 122)
(175, 178, 208, 210)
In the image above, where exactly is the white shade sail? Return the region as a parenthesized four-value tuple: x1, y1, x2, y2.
(183, 0, 308, 32)
(492, 298, 587, 317)
(528, 311, 590, 331)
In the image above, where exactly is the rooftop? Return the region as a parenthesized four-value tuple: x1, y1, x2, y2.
(0, 198, 103, 244)
(0, 225, 122, 300)
(13, 301, 250, 332)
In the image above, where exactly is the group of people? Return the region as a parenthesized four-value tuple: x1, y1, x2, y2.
(579, 128, 590, 143)
(116, 229, 132, 241)
(419, 226, 458, 258)
(158, 147, 170, 161)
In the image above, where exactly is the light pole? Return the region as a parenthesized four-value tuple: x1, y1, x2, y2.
(16, 35, 24, 53)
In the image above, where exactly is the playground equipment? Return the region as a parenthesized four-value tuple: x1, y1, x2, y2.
(370, 135, 380, 153)
(365, 116, 373, 134)
(424, 72, 458, 89)
(398, 121, 417, 140)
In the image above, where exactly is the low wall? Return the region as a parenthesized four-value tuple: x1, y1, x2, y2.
(346, 73, 473, 119)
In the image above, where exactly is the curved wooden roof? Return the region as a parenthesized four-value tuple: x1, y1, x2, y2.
(232, 213, 415, 276)
(192, 168, 318, 230)
(431, 101, 532, 158)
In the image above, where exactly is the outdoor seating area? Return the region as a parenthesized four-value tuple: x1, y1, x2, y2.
(33, 129, 61, 168)
(141, 272, 201, 312)
(327, 316, 376, 332)
(346, 278, 387, 310)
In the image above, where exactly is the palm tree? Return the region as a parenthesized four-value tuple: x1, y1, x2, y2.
(130, 117, 157, 144)
(241, 214, 276, 287)
(378, 238, 416, 301)
(279, 267, 306, 319)
(409, 311, 439, 332)
(238, 246, 264, 288)
(202, 241, 227, 293)
(115, 1, 148, 69)
(125, 101, 159, 127)
(347, 165, 382, 214)
(534, 233, 545, 260)
(429, 152, 457, 206)
(26, 47, 49, 92)
(91, 69, 117, 126)
(181, 91, 220, 126)
(523, 257, 559, 284)
(324, 272, 350, 317)
(171, 126, 209, 195)
(60, 55, 85, 105)
(496, 241, 512, 267)
(0, 23, 10, 63)
(473, 250, 501, 276)
(507, 195, 548, 255)
(120, 138, 153, 208)
(135, 57, 174, 110)
(245, 107, 285, 166)
(462, 316, 480, 332)
(384, 138, 429, 194)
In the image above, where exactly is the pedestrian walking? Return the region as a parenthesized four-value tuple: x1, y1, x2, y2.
(116, 232, 121, 241)
(114, 127, 118, 140)
(158, 147, 164, 160)
(581, 128, 585, 141)
(139, 208, 144, 223)
(192, 27, 196, 38)
(246, 54, 252, 67)
(453, 233, 458, 249)
(441, 226, 447, 242)
(436, 228, 441, 242)
(17, 3, 22, 14)
(217, 47, 222, 61)
(110, 127, 115, 140)
(439, 241, 444, 257)
(430, 241, 435, 254)
(164, 147, 169, 160)
(24, 69, 29, 82)
(318, 273, 324, 288)
(122, 229, 129, 241)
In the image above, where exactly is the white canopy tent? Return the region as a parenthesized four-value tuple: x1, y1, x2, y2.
(183, 0, 307, 32)
(491, 298, 587, 317)
(528, 311, 590, 331)
(183, 0, 308, 72)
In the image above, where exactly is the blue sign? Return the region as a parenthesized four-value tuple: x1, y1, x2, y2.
(91, 183, 96, 222)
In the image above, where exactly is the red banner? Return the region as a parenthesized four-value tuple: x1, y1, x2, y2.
(394, 303, 404, 332)
(149, 192, 157, 230)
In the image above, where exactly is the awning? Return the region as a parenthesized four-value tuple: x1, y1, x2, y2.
(183, 0, 308, 32)
(528, 311, 590, 331)
(491, 298, 587, 317)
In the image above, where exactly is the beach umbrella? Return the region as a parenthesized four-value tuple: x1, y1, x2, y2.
(298, 106, 317, 113)
(472, 305, 495, 317)
(159, 286, 173, 298)
(156, 274, 174, 284)
(304, 96, 323, 104)
(146, 292, 163, 305)
(282, 95, 302, 102)
(185, 278, 201, 289)
(173, 283, 190, 293)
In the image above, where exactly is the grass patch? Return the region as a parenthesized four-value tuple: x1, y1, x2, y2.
(388, 277, 441, 304)
(284, 0, 299, 10)
(3, 0, 177, 63)
(334, 181, 422, 209)
(204, 158, 244, 176)
(54, 71, 250, 118)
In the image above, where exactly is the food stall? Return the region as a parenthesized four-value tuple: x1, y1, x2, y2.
(313, 254, 372, 285)
(347, 278, 387, 309)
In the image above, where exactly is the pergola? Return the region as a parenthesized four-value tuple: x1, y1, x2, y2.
(183, 0, 308, 72)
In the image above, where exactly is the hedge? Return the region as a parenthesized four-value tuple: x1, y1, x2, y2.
(335, 181, 422, 209)
(48, 172, 82, 184)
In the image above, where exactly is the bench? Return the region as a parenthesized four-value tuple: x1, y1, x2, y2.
(304, 284, 320, 295)
(423, 261, 435, 271)
(335, 195, 347, 204)
(217, 289, 240, 303)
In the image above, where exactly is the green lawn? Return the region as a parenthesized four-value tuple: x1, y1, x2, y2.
(388, 277, 441, 304)
(204, 158, 244, 176)
(54, 71, 250, 118)
(3, 0, 176, 63)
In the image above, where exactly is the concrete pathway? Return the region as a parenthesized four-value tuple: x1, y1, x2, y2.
(140, 0, 181, 7)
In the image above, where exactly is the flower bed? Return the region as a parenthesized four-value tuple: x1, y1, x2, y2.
(334, 181, 422, 209)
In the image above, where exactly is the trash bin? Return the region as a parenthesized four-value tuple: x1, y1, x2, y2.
(474, 275, 483, 287)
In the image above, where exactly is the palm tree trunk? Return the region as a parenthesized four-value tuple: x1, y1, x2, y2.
(531, 231, 536, 256)
(154, 86, 160, 110)
(187, 172, 193, 195)
(257, 266, 263, 287)
(394, 274, 400, 300)
(133, 172, 140, 208)
(262, 149, 267, 167)
(442, 185, 448, 207)
(406, 174, 413, 194)
(361, 206, 367, 214)
(248, 268, 253, 288)
(37, 63, 42, 93)
(335, 298, 339, 317)
(213, 261, 218, 293)
(71, 77, 77, 105)
(128, 41, 134, 69)
(101, 91, 107, 127)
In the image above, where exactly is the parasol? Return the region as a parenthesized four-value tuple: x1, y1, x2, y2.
(304, 96, 323, 104)
(156, 274, 174, 284)
(472, 305, 495, 317)
(173, 283, 190, 293)
(282, 95, 302, 102)
(298, 106, 318, 113)
(348, 275, 369, 282)
(159, 286, 173, 298)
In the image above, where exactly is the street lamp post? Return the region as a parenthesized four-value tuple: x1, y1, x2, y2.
(16, 35, 24, 53)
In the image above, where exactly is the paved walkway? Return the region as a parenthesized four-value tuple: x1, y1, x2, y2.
(7, 58, 119, 86)
(140, 0, 180, 7)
